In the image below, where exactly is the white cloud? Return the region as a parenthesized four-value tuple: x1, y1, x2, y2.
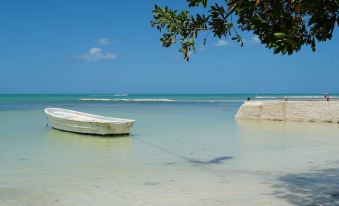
(97, 38, 110, 45)
(239, 36, 260, 46)
(76, 47, 117, 62)
(251, 35, 260, 44)
(215, 39, 228, 47)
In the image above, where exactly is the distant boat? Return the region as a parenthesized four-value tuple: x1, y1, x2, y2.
(45, 108, 135, 135)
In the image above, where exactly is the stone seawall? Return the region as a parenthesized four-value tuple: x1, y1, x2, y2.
(236, 100, 339, 123)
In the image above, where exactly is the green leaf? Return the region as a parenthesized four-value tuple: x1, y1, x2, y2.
(273, 33, 286, 39)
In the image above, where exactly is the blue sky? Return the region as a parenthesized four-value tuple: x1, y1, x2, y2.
(1, 0, 339, 94)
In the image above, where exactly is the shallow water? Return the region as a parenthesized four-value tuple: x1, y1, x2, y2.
(1, 96, 339, 206)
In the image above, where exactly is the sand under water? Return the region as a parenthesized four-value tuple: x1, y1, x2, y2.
(1, 94, 339, 205)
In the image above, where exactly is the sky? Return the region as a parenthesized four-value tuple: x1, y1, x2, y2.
(0, 0, 339, 94)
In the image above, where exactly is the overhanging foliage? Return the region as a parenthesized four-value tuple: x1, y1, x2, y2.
(151, 0, 339, 60)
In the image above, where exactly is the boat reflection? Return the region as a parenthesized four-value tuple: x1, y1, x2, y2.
(46, 129, 134, 153)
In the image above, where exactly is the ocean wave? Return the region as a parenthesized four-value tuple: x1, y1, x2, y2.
(113, 94, 128, 97)
(255, 95, 339, 99)
(285, 95, 338, 99)
(79, 98, 243, 103)
(180, 100, 241, 103)
(79, 98, 177, 102)
(255, 96, 278, 99)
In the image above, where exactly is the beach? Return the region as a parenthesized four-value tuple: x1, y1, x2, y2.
(1, 94, 339, 206)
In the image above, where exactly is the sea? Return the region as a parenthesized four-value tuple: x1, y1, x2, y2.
(1, 94, 339, 206)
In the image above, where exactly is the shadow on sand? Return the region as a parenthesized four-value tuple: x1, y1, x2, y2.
(187, 156, 233, 165)
(272, 167, 339, 206)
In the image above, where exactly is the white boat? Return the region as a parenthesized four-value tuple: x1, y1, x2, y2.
(45, 108, 135, 135)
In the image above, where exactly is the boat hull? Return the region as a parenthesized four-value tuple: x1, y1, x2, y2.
(45, 109, 134, 135)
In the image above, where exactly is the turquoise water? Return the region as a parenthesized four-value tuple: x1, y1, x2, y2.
(1, 94, 339, 205)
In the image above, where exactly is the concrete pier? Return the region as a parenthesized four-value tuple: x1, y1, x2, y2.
(236, 100, 339, 123)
